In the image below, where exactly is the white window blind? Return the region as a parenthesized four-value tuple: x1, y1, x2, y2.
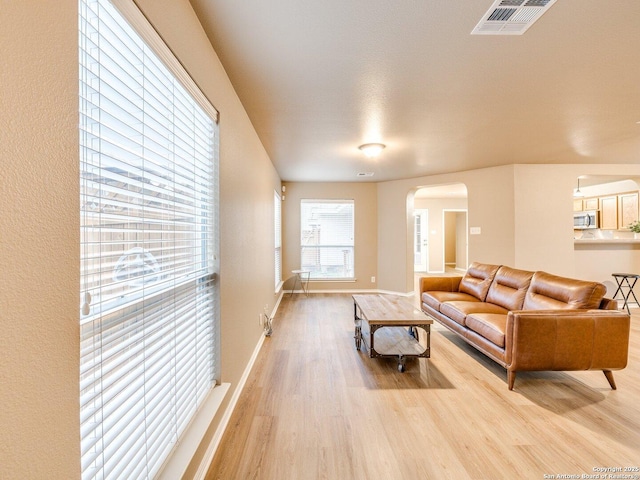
(300, 200, 354, 279)
(79, 0, 220, 479)
(274, 191, 282, 290)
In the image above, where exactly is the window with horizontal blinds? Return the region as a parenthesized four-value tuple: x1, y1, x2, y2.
(79, 0, 219, 479)
(275, 191, 282, 290)
(300, 199, 355, 279)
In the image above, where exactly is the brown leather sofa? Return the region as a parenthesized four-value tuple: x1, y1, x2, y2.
(420, 262, 630, 390)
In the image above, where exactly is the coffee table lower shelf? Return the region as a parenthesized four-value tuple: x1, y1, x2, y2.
(353, 294, 432, 372)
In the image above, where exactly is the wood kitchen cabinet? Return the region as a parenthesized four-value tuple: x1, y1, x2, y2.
(572, 190, 639, 230)
(618, 192, 639, 229)
(599, 196, 618, 229)
(583, 197, 598, 211)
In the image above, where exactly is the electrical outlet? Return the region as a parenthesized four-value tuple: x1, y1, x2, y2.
(371, 276, 376, 283)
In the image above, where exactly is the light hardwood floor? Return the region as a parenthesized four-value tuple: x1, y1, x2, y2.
(205, 293, 640, 480)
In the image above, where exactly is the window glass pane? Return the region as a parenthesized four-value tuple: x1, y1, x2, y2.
(300, 200, 354, 279)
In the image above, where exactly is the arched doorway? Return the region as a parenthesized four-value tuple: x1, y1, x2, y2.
(411, 183, 468, 292)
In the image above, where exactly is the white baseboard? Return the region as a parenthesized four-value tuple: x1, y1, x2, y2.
(285, 288, 413, 296)
(376, 289, 415, 297)
(271, 289, 284, 318)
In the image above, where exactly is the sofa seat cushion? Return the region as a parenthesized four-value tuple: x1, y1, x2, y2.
(440, 301, 508, 327)
(421, 291, 480, 311)
(465, 313, 508, 348)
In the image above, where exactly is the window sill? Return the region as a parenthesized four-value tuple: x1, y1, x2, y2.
(157, 382, 230, 479)
(309, 278, 357, 282)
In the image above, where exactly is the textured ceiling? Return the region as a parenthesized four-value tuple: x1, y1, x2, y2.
(189, 0, 640, 182)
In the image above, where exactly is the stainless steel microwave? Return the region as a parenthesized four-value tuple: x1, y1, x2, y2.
(574, 210, 599, 229)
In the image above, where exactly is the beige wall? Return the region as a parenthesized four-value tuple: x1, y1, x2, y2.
(1, 1, 281, 478)
(380, 163, 640, 294)
(1, 2, 79, 478)
(513, 164, 577, 275)
(379, 166, 517, 293)
(282, 182, 378, 291)
(378, 183, 415, 293)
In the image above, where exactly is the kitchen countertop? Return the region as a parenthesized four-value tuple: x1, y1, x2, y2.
(574, 237, 640, 245)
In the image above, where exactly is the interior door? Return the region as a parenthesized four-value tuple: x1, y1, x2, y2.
(444, 210, 468, 272)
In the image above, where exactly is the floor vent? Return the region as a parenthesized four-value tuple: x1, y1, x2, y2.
(471, 0, 557, 35)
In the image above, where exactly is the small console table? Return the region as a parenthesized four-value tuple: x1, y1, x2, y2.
(290, 269, 310, 297)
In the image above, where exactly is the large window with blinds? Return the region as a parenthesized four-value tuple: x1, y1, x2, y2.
(300, 199, 355, 279)
(274, 191, 282, 290)
(79, 0, 219, 478)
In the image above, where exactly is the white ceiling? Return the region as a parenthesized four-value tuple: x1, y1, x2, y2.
(415, 184, 468, 199)
(189, 0, 640, 182)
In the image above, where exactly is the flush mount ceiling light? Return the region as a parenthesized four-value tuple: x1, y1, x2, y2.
(358, 143, 386, 158)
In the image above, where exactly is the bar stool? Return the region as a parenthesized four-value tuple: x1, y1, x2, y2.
(611, 273, 640, 314)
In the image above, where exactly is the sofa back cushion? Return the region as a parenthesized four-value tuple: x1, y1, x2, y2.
(486, 266, 534, 311)
(523, 271, 606, 310)
(458, 262, 501, 301)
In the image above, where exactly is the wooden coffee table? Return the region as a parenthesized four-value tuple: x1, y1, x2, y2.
(352, 294, 433, 372)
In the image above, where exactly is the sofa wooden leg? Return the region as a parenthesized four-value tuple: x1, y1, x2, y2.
(507, 370, 516, 390)
(603, 370, 617, 390)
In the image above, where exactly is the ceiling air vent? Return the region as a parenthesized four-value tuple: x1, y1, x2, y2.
(471, 0, 558, 35)
(357, 172, 374, 177)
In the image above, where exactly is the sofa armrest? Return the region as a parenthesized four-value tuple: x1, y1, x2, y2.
(599, 297, 619, 310)
(419, 276, 462, 295)
(505, 309, 630, 371)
